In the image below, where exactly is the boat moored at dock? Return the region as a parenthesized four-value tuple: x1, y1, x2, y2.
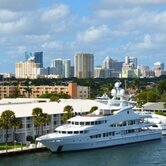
(36, 82, 161, 152)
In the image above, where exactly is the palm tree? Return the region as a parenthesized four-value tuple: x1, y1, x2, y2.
(32, 107, 51, 136)
(32, 107, 43, 117)
(32, 107, 43, 137)
(0, 110, 15, 144)
(62, 105, 74, 122)
(89, 106, 98, 113)
(40, 113, 51, 135)
(12, 118, 22, 141)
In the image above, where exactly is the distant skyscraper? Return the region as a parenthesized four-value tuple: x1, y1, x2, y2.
(15, 61, 40, 79)
(70, 66, 74, 77)
(34, 52, 43, 67)
(125, 56, 137, 69)
(153, 61, 164, 71)
(102, 56, 112, 69)
(138, 65, 149, 77)
(62, 59, 71, 78)
(74, 53, 94, 78)
(24, 51, 43, 67)
(24, 51, 33, 61)
(51, 59, 63, 75)
(51, 58, 71, 78)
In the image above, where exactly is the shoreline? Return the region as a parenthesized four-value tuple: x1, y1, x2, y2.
(0, 146, 48, 157)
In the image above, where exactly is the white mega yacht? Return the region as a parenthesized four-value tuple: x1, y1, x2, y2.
(36, 82, 161, 152)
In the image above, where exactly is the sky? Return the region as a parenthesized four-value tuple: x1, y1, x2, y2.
(0, 0, 166, 72)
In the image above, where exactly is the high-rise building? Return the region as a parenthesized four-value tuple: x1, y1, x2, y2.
(74, 53, 94, 78)
(138, 65, 149, 77)
(34, 52, 43, 67)
(70, 66, 74, 77)
(24, 51, 43, 67)
(51, 59, 63, 75)
(62, 59, 71, 78)
(15, 61, 40, 79)
(125, 56, 137, 69)
(153, 61, 164, 71)
(51, 58, 71, 78)
(24, 51, 33, 61)
(94, 66, 111, 78)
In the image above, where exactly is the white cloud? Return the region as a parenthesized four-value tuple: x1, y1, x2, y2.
(0, 10, 17, 22)
(77, 25, 111, 43)
(0, 0, 38, 11)
(41, 4, 70, 22)
(98, 0, 166, 8)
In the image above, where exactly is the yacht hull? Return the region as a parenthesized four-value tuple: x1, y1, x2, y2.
(38, 131, 161, 152)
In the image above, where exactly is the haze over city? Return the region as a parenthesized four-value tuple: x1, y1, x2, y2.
(0, 0, 166, 72)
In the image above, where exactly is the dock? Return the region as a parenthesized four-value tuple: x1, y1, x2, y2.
(0, 145, 48, 157)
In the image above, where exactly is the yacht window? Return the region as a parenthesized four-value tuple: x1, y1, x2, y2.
(62, 131, 66, 134)
(68, 131, 72, 134)
(86, 122, 90, 125)
(110, 124, 116, 127)
(123, 121, 127, 126)
(80, 131, 84, 134)
(80, 122, 84, 125)
(72, 121, 74, 125)
(91, 122, 94, 125)
(75, 122, 79, 125)
(95, 121, 98, 125)
(74, 131, 79, 134)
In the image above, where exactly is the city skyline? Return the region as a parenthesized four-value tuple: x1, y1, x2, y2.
(0, 0, 166, 72)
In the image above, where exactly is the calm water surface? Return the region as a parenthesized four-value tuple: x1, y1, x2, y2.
(1, 137, 166, 166)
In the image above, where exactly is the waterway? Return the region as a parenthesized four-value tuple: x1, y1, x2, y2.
(1, 137, 166, 166)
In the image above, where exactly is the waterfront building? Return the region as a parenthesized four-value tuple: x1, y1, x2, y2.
(0, 98, 104, 144)
(15, 61, 40, 79)
(74, 53, 94, 78)
(0, 82, 90, 99)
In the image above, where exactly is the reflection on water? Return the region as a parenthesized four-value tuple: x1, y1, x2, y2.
(0, 138, 166, 166)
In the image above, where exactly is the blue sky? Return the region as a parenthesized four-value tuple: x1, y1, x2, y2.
(0, 0, 166, 72)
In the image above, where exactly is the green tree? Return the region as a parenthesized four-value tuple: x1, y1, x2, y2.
(89, 106, 98, 113)
(157, 80, 166, 94)
(50, 95, 60, 102)
(12, 118, 22, 141)
(24, 86, 32, 98)
(62, 105, 74, 122)
(32, 107, 43, 136)
(0, 110, 16, 144)
(32, 107, 51, 136)
(164, 102, 166, 108)
(40, 113, 51, 135)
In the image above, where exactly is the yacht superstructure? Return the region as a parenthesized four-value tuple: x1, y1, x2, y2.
(36, 82, 161, 152)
